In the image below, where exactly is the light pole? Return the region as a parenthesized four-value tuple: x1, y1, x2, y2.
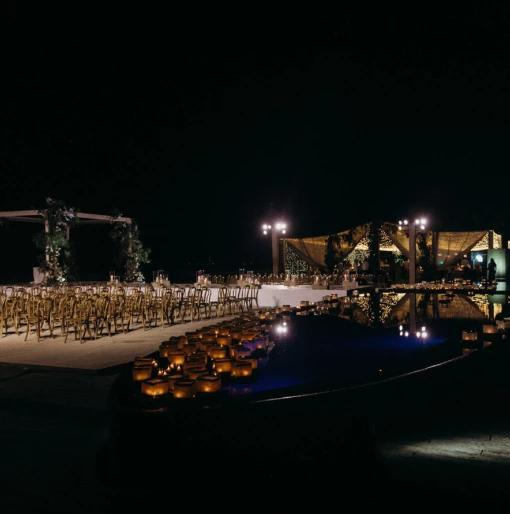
(398, 218, 427, 285)
(262, 222, 287, 275)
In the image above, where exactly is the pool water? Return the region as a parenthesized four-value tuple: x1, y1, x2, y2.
(223, 312, 467, 398)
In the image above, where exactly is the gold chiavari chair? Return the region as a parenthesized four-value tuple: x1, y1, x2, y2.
(22, 295, 52, 341)
(197, 286, 212, 320)
(93, 294, 111, 337)
(240, 284, 252, 312)
(167, 287, 184, 324)
(0, 295, 19, 336)
(182, 286, 203, 322)
(125, 291, 146, 330)
(52, 294, 76, 337)
(227, 285, 243, 315)
(103, 293, 126, 334)
(65, 295, 96, 343)
(247, 285, 260, 310)
(209, 286, 229, 318)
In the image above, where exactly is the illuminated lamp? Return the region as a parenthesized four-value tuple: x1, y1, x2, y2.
(133, 365, 153, 381)
(229, 329, 243, 342)
(200, 332, 216, 343)
(168, 350, 186, 366)
(231, 345, 252, 359)
(159, 343, 171, 358)
(243, 356, 258, 369)
(188, 336, 202, 346)
(231, 360, 252, 378)
(216, 335, 232, 347)
(216, 327, 231, 336)
(188, 352, 207, 364)
(167, 373, 185, 391)
(141, 377, 168, 398)
(165, 337, 180, 349)
(173, 378, 196, 399)
(208, 345, 228, 359)
(182, 342, 198, 355)
(214, 358, 232, 373)
(252, 338, 268, 349)
(462, 331, 478, 341)
(258, 312, 266, 320)
(199, 341, 216, 352)
(483, 341, 493, 348)
(183, 361, 200, 372)
(241, 330, 261, 340)
(186, 366, 208, 380)
(195, 374, 222, 393)
(282, 305, 291, 313)
(483, 325, 498, 334)
(300, 301, 310, 308)
(241, 339, 260, 353)
(134, 357, 153, 367)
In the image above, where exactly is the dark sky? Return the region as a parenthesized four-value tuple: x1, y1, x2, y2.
(2, 5, 510, 280)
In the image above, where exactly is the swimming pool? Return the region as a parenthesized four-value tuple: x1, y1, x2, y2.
(223, 311, 460, 398)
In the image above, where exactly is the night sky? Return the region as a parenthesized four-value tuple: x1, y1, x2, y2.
(2, 5, 510, 282)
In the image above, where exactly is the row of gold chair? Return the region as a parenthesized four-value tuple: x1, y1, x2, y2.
(0, 283, 261, 341)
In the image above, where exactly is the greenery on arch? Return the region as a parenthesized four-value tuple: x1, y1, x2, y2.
(109, 211, 151, 283)
(33, 197, 79, 285)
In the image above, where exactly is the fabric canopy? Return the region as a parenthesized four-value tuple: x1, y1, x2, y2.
(283, 220, 502, 270)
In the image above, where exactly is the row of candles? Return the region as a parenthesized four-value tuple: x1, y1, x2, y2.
(132, 311, 280, 399)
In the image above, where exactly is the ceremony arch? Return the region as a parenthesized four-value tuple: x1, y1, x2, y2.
(0, 209, 134, 283)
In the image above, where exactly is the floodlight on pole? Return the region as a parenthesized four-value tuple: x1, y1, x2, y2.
(398, 218, 427, 286)
(262, 222, 287, 275)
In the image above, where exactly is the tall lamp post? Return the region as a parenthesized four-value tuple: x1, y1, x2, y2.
(399, 217, 428, 338)
(398, 218, 427, 285)
(262, 222, 287, 275)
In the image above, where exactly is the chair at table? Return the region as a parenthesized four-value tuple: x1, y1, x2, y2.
(240, 284, 252, 312)
(248, 285, 260, 310)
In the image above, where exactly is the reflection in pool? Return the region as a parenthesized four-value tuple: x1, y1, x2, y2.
(224, 291, 510, 398)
